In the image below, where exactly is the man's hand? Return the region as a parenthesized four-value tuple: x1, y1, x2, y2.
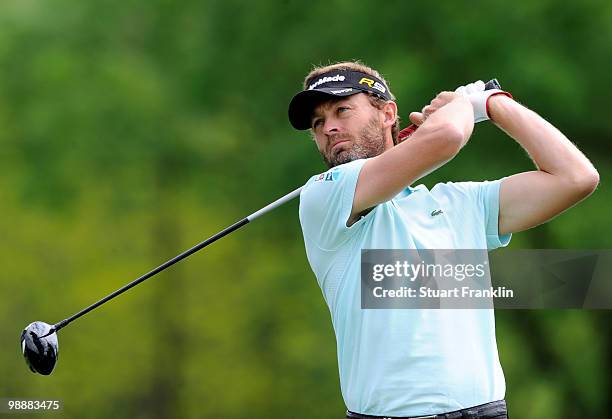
(454, 80, 511, 123)
(408, 91, 461, 126)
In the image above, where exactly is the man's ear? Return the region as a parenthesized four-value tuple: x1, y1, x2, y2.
(382, 101, 398, 129)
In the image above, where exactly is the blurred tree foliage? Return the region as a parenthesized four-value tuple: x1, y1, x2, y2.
(0, 1, 610, 418)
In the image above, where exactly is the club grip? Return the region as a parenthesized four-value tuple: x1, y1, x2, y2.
(484, 79, 501, 90)
(398, 78, 502, 142)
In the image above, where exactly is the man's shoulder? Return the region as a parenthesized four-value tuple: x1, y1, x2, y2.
(298, 160, 369, 251)
(301, 160, 367, 196)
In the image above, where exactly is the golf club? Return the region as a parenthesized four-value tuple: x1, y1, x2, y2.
(21, 78, 502, 375)
(20, 186, 302, 375)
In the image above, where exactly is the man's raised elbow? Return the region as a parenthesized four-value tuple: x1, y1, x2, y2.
(569, 167, 600, 198)
(580, 168, 600, 195)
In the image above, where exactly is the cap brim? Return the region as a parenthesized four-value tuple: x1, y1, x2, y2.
(288, 88, 360, 130)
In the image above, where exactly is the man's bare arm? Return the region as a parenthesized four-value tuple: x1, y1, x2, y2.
(351, 92, 474, 222)
(489, 95, 600, 235)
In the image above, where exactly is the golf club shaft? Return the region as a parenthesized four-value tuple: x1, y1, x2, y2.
(46, 186, 303, 336)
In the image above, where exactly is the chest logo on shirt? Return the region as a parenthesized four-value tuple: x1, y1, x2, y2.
(430, 209, 444, 217)
(314, 169, 341, 182)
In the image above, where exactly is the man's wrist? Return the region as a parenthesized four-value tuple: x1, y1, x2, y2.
(486, 93, 514, 123)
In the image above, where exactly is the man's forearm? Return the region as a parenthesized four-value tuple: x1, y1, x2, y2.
(420, 95, 475, 146)
(488, 95, 599, 186)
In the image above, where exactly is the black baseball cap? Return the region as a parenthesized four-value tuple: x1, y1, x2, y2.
(288, 70, 393, 130)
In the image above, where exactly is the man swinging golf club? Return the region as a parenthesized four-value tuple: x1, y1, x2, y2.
(288, 61, 599, 419)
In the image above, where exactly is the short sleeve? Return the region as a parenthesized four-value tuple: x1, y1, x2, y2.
(439, 179, 512, 250)
(480, 179, 512, 250)
(299, 159, 367, 250)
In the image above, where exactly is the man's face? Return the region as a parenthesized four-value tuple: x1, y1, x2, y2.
(310, 93, 388, 168)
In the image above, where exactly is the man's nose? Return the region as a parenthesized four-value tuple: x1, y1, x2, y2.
(323, 117, 341, 135)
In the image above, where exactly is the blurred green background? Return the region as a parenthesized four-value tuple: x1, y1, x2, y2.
(1, 1, 610, 418)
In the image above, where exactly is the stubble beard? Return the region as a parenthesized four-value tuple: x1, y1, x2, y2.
(320, 116, 386, 168)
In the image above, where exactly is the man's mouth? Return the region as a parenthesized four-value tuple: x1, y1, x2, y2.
(330, 139, 350, 154)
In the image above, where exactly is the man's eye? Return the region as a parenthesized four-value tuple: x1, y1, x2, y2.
(312, 119, 323, 129)
(338, 107, 349, 113)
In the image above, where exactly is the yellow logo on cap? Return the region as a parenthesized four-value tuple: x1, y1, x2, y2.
(359, 77, 375, 87)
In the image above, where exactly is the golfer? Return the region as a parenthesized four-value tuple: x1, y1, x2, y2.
(288, 61, 599, 419)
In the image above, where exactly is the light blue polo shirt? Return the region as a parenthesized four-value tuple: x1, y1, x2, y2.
(299, 159, 511, 417)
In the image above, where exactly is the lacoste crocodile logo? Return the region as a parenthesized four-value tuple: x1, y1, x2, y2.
(430, 209, 444, 217)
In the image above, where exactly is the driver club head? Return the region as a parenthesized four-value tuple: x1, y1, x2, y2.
(20, 321, 59, 375)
